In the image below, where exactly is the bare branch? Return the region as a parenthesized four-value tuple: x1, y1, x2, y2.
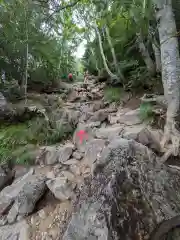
(46, 0, 82, 22)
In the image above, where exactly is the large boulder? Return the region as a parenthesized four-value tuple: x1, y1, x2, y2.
(36, 143, 74, 165)
(0, 170, 47, 225)
(84, 139, 107, 167)
(122, 125, 162, 152)
(108, 108, 142, 126)
(95, 126, 124, 140)
(118, 108, 142, 125)
(63, 138, 180, 239)
(46, 177, 76, 201)
(73, 123, 95, 153)
(89, 109, 109, 122)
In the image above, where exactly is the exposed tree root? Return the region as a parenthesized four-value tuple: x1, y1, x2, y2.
(141, 94, 167, 108)
(160, 119, 180, 163)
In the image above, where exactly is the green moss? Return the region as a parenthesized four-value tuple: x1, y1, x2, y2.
(139, 103, 154, 123)
(0, 118, 75, 165)
(104, 87, 123, 103)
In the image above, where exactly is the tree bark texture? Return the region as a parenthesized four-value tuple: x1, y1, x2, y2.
(105, 26, 125, 81)
(137, 32, 156, 76)
(152, 42, 161, 72)
(95, 25, 118, 80)
(153, 0, 180, 157)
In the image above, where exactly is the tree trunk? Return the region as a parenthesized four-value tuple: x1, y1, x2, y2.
(137, 32, 156, 76)
(152, 41, 161, 72)
(153, 0, 180, 158)
(24, 41, 28, 104)
(85, 31, 100, 74)
(105, 26, 125, 81)
(22, 5, 29, 104)
(94, 25, 118, 79)
(90, 47, 100, 73)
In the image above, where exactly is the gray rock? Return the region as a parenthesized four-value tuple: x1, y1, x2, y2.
(91, 101, 105, 112)
(119, 108, 142, 125)
(95, 126, 124, 140)
(89, 109, 109, 122)
(86, 121, 101, 128)
(7, 175, 46, 224)
(73, 124, 95, 153)
(36, 143, 74, 165)
(0, 171, 46, 224)
(0, 163, 14, 191)
(58, 144, 74, 163)
(0, 220, 29, 240)
(122, 125, 162, 151)
(84, 139, 106, 166)
(64, 138, 180, 239)
(63, 159, 80, 165)
(63, 201, 108, 240)
(79, 112, 93, 122)
(46, 177, 76, 201)
(108, 115, 119, 124)
(72, 151, 83, 160)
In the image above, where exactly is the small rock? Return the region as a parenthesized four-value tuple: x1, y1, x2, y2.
(0, 216, 7, 226)
(108, 115, 119, 124)
(87, 121, 101, 128)
(73, 151, 83, 160)
(46, 177, 76, 201)
(36, 143, 74, 165)
(95, 126, 124, 140)
(68, 91, 80, 102)
(31, 216, 35, 225)
(119, 108, 142, 125)
(63, 159, 79, 165)
(89, 109, 109, 122)
(46, 171, 55, 179)
(38, 209, 46, 219)
(58, 143, 74, 163)
(69, 165, 81, 176)
(59, 171, 75, 181)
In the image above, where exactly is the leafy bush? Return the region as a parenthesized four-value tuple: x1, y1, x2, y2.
(104, 87, 123, 103)
(0, 117, 75, 165)
(139, 103, 154, 123)
(0, 80, 24, 102)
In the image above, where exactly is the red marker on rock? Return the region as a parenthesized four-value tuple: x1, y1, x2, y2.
(76, 130, 88, 144)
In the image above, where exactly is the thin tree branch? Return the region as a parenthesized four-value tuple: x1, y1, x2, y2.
(45, 0, 82, 22)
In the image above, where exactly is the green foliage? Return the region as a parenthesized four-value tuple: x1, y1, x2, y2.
(139, 103, 154, 122)
(0, 117, 75, 165)
(0, 80, 24, 102)
(104, 87, 123, 103)
(0, 0, 80, 92)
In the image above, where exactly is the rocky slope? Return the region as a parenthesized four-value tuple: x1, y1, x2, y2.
(0, 77, 180, 240)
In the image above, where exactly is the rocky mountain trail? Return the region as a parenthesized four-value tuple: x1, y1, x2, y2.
(0, 77, 179, 240)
